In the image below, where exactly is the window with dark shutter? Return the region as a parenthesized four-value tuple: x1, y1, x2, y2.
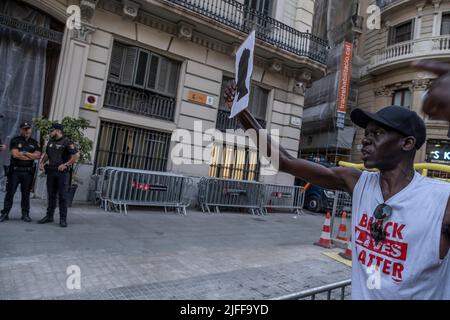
(167, 63, 180, 97)
(109, 43, 125, 82)
(441, 13, 450, 35)
(392, 89, 411, 108)
(147, 54, 159, 90)
(106, 42, 181, 121)
(216, 76, 268, 130)
(157, 58, 169, 93)
(134, 49, 150, 88)
(120, 47, 138, 85)
(388, 20, 414, 45)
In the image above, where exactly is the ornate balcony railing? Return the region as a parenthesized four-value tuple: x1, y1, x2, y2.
(166, 0, 329, 64)
(104, 82, 176, 121)
(216, 109, 266, 132)
(366, 35, 450, 72)
(376, 0, 402, 9)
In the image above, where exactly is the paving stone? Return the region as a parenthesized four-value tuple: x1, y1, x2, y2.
(0, 197, 351, 299)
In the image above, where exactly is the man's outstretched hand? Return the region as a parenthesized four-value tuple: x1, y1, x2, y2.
(224, 80, 236, 110)
(411, 60, 450, 121)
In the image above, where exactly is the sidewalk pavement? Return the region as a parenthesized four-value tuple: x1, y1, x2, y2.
(0, 199, 351, 300)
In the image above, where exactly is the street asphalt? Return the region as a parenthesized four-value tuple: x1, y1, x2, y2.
(0, 197, 351, 300)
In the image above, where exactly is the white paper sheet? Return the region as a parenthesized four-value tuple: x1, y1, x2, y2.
(230, 30, 255, 118)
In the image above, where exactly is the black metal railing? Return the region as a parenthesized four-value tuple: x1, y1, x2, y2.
(166, 0, 329, 64)
(376, 0, 401, 9)
(216, 109, 266, 131)
(272, 279, 352, 300)
(104, 82, 176, 121)
(94, 121, 171, 172)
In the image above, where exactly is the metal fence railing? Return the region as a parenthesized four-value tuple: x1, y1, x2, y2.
(272, 279, 352, 300)
(167, 0, 328, 64)
(93, 167, 193, 215)
(198, 177, 265, 215)
(104, 82, 176, 121)
(263, 184, 305, 215)
(216, 109, 266, 131)
(198, 178, 307, 215)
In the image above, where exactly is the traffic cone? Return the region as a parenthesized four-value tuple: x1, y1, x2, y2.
(336, 211, 349, 242)
(314, 212, 333, 248)
(339, 238, 352, 260)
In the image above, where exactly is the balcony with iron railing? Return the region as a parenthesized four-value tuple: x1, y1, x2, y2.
(375, 0, 422, 15)
(363, 35, 450, 75)
(103, 82, 176, 121)
(166, 0, 328, 64)
(216, 109, 266, 132)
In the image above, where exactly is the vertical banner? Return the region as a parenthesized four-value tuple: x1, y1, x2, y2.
(336, 41, 353, 129)
(230, 30, 255, 118)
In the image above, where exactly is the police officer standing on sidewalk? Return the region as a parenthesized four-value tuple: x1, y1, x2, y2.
(38, 123, 79, 228)
(0, 122, 41, 222)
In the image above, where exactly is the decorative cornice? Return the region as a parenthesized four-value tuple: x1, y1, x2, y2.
(411, 78, 432, 91)
(96, 0, 321, 82)
(71, 23, 96, 43)
(374, 86, 394, 97)
(121, 0, 140, 20)
(80, 0, 99, 24)
(177, 21, 194, 40)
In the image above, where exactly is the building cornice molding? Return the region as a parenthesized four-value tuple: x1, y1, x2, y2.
(410, 78, 432, 91)
(374, 86, 394, 97)
(97, 0, 321, 84)
(71, 22, 96, 43)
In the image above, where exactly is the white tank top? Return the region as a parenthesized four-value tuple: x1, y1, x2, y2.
(351, 171, 450, 299)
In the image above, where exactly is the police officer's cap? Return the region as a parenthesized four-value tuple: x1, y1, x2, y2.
(50, 123, 64, 132)
(20, 121, 32, 129)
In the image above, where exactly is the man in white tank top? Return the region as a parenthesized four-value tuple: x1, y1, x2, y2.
(224, 82, 450, 300)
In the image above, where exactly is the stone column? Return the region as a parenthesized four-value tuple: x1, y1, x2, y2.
(49, 0, 98, 121)
(432, 0, 442, 36)
(414, 2, 426, 40)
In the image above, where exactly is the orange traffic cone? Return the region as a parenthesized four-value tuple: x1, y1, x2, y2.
(336, 212, 349, 242)
(339, 238, 352, 260)
(314, 212, 333, 248)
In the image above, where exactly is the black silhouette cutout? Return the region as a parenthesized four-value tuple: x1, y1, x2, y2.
(236, 48, 250, 102)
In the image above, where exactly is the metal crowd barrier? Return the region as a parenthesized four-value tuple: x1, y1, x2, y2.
(198, 178, 306, 215)
(93, 167, 193, 215)
(329, 190, 352, 243)
(198, 177, 265, 215)
(263, 184, 305, 215)
(272, 279, 351, 300)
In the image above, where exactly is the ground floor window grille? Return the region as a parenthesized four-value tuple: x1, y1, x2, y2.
(94, 121, 170, 171)
(208, 143, 259, 181)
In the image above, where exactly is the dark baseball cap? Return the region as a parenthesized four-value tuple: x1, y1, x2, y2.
(50, 123, 64, 132)
(350, 105, 426, 149)
(20, 121, 32, 129)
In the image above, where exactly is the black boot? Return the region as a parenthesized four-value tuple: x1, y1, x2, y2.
(21, 214, 31, 222)
(0, 213, 9, 222)
(38, 215, 54, 224)
(59, 218, 67, 228)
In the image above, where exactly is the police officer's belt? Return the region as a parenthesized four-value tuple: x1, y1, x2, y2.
(12, 166, 34, 172)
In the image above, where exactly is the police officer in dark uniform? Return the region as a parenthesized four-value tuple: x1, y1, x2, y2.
(38, 123, 79, 227)
(0, 122, 41, 222)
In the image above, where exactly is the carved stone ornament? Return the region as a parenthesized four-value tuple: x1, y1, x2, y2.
(80, 0, 98, 24)
(71, 23, 96, 43)
(269, 59, 282, 73)
(122, 0, 140, 20)
(177, 21, 194, 40)
(374, 86, 394, 97)
(411, 79, 432, 91)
